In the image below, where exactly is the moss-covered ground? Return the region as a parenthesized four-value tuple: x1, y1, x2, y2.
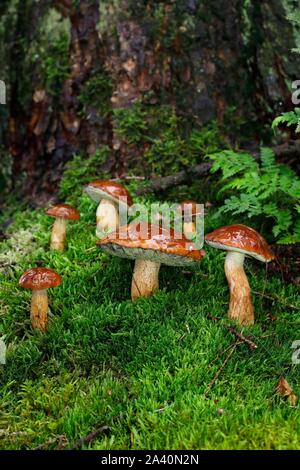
(0, 173, 299, 450)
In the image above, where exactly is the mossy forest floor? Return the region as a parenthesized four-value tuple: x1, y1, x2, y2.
(0, 182, 299, 450)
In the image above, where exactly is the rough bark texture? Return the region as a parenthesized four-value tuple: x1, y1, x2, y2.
(1, 0, 300, 202)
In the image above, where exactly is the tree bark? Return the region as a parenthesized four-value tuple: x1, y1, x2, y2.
(1, 0, 299, 201)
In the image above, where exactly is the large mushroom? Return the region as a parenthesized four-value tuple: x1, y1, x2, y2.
(84, 180, 133, 237)
(205, 224, 275, 325)
(97, 222, 205, 300)
(19, 267, 62, 332)
(46, 204, 80, 251)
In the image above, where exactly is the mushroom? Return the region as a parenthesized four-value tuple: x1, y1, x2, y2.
(84, 180, 133, 237)
(46, 204, 80, 251)
(176, 200, 203, 240)
(19, 267, 62, 332)
(205, 224, 275, 325)
(97, 222, 205, 300)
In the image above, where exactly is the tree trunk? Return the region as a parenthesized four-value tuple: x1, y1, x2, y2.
(0, 0, 299, 202)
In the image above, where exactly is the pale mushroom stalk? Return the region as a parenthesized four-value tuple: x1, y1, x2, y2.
(96, 199, 119, 237)
(84, 180, 133, 238)
(46, 204, 80, 251)
(97, 222, 205, 301)
(183, 221, 196, 240)
(224, 251, 254, 326)
(131, 260, 160, 301)
(30, 289, 48, 332)
(50, 217, 67, 251)
(19, 267, 61, 333)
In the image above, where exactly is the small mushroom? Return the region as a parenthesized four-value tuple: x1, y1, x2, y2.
(46, 204, 80, 251)
(97, 222, 205, 300)
(19, 267, 62, 332)
(84, 180, 133, 237)
(176, 200, 203, 240)
(205, 224, 275, 325)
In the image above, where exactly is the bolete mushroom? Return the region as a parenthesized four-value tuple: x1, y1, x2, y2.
(205, 224, 275, 325)
(46, 204, 80, 251)
(97, 222, 205, 300)
(84, 180, 133, 237)
(176, 200, 203, 240)
(19, 267, 62, 332)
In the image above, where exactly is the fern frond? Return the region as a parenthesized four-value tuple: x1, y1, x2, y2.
(272, 108, 300, 131)
(208, 150, 257, 179)
(260, 147, 276, 170)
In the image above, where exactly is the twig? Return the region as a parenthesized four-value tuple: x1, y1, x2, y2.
(135, 141, 300, 195)
(0, 430, 28, 438)
(67, 415, 121, 450)
(34, 435, 67, 450)
(252, 290, 300, 310)
(112, 176, 146, 181)
(136, 163, 211, 195)
(226, 326, 258, 350)
(69, 424, 110, 450)
(207, 314, 258, 350)
(208, 342, 240, 368)
(204, 341, 240, 397)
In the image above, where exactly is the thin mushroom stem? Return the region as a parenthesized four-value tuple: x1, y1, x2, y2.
(96, 199, 119, 237)
(50, 218, 67, 251)
(31, 289, 48, 332)
(224, 251, 254, 326)
(131, 259, 161, 301)
(183, 221, 196, 240)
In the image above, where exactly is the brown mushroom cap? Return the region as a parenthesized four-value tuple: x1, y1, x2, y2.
(97, 222, 205, 266)
(84, 180, 133, 207)
(46, 204, 80, 220)
(19, 268, 62, 290)
(205, 224, 274, 262)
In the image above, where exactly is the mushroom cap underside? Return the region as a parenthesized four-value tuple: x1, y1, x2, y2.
(97, 222, 205, 266)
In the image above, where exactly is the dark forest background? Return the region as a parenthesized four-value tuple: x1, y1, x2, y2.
(0, 0, 300, 206)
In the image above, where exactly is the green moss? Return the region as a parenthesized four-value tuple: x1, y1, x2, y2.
(59, 147, 111, 204)
(113, 103, 227, 176)
(0, 148, 12, 196)
(79, 71, 113, 116)
(0, 191, 299, 449)
(37, 9, 71, 97)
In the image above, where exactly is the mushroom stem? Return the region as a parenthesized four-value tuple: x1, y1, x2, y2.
(96, 199, 119, 237)
(31, 289, 48, 332)
(131, 259, 161, 300)
(50, 218, 67, 251)
(224, 251, 254, 326)
(183, 221, 196, 240)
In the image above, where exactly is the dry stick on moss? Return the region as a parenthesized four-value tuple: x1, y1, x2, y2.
(34, 435, 68, 451)
(207, 314, 258, 350)
(68, 425, 110, 450)
(208, 342, 240, 369)
(252, 290, 300, 310)
(204, 341, 241, 398)
(66, 416, 120, 450)
(136, 162, 212, 195)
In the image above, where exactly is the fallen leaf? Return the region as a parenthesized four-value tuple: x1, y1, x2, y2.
(276, 377, 297, 406)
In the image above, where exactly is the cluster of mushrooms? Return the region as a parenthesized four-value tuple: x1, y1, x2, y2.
(19, 180, 275, 333)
